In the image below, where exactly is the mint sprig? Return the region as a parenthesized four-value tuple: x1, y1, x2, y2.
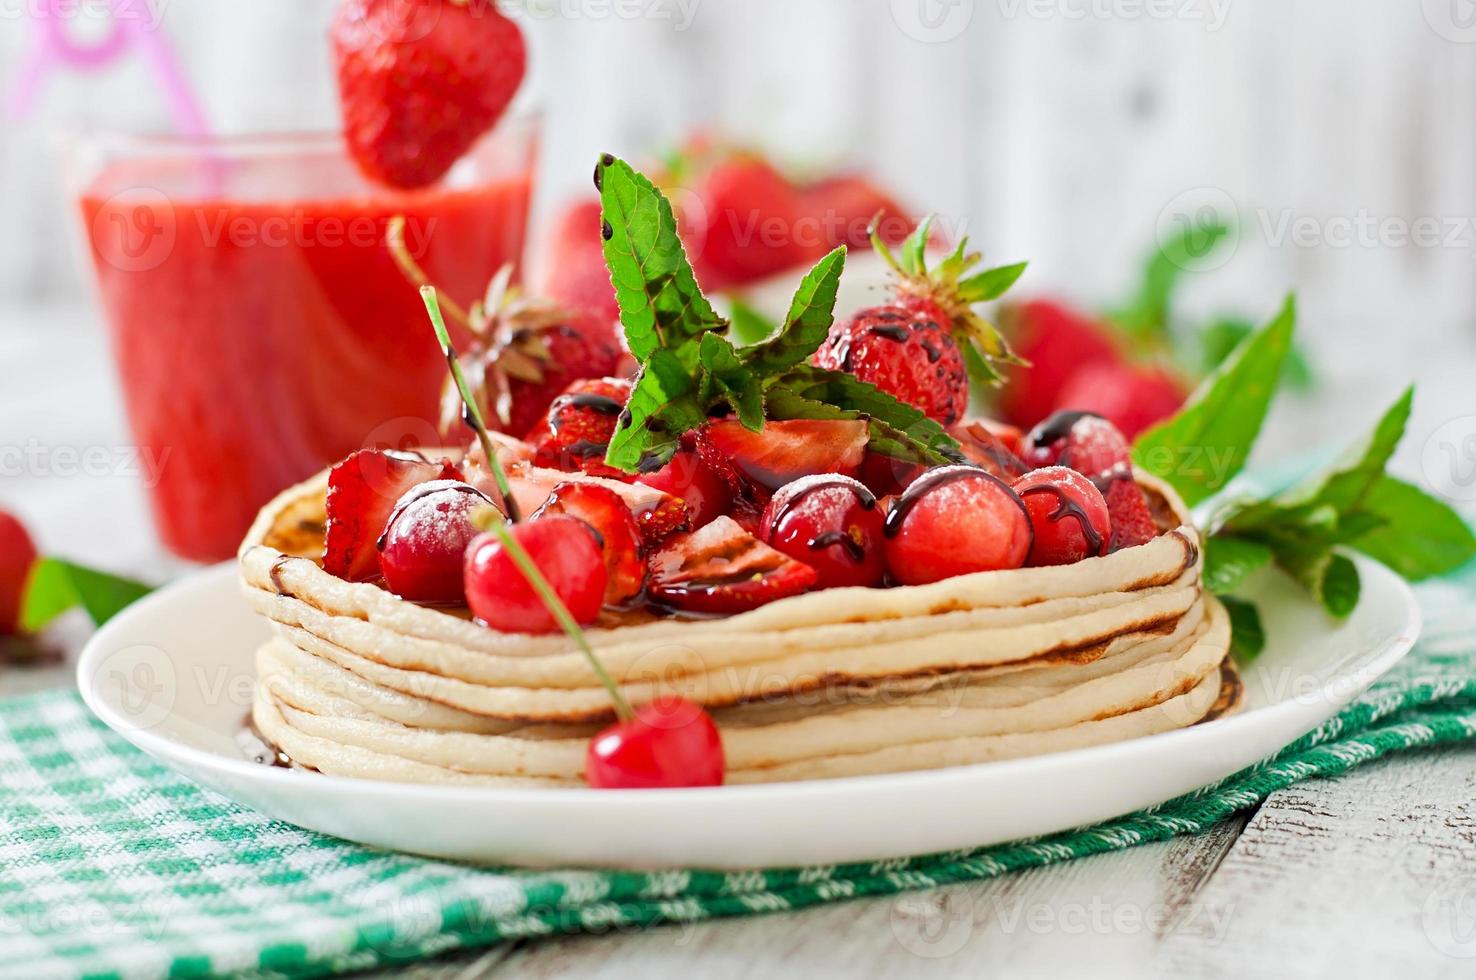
(1134, 307, 1476, 646)
(595, 154, 962, 473)
(21, 558, 153, 632)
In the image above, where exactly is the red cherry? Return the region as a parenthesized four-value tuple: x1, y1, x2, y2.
(883, 466, 1033, 585)
(531, 482, 645, 606)
(378, 480, 493, 603)
(635, 447, 733, 529)
(760, 475, 887, 589)
(464, 515, 607, 633)
(586, 696, 725, 789)
(0, 511, 38, 635)
(1022, 411, 1132, 479)
(1011, 467, 1111, 566)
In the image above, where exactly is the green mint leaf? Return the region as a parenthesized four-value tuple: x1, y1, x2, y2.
(21, 558, 153, 632)
(775, 364, 961, 460)
(1347, 475, 1476, 580)
(765, 381, 957, 468)
(742, 246, 847, 377)
(1201, 317, 1315, 391)
(1220, 596, 1267, 661)
(1133, 294, 1296, 505)
(1296, 387, 1413, 514)
(1320, 553, 1361, 617)
(604, 348, 706, 472)
(598, 154, 725, 362)
(1111, 218, 1232, 343)
(699, 333, 765, 431)
(957, 261, 1029, 303)
(1203, 535, 1273, 595)
(728, 298, 779, 347)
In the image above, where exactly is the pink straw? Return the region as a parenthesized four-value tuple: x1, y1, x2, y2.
(7, 0, 209, 137)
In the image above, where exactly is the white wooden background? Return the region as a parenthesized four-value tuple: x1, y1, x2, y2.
(5, 3, 1476, 977)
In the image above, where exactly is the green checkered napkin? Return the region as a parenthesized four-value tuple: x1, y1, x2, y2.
(4, 566, 1476, 979)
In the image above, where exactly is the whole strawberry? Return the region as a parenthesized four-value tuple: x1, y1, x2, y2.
(442, 270, 622, 439)
(332, 0, 526, 189)
(996, 300, 1121, 429)
(813, 299, 969, 426)
(539, 200, 622, 327)
(813, 218, 1027, 425)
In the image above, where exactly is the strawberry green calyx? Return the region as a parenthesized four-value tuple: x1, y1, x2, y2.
(870, 215, 1029, 386)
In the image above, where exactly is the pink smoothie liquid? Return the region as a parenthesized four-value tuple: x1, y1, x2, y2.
(79, 124, 536, 562)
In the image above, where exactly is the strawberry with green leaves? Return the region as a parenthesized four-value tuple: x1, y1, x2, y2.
(813, 218, 1028, 426)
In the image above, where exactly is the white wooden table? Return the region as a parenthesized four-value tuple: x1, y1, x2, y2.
(5, 305, 1476, 978)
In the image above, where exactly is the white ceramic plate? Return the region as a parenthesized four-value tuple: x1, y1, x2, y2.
(79, 556, 1419, 869)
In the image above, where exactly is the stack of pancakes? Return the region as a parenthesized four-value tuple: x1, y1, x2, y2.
(238, 465, 1239, 787)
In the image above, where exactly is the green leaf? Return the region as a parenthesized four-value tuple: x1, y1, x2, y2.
(957, 261, 1029, 303)
(598, 155, 725, 363)
(728, 298, 778, 347)
(765, 379, 959, 468)
(1321, 553, 1361, 618)
(21, 558, 153, 632)
(1111, 218, 1232, 343)
(1203, 535, 1272, 595)
(1220, 596, 1266, 661)
(1201, 318, 1315, 391)
(775, 365, 961, 460)
(1347, 475, 1476, 580)
(604, 348, 706, 472)
(1133, 294, 1296, 505)
(699, 333, 764, 431)
(742, 246, 847, 376)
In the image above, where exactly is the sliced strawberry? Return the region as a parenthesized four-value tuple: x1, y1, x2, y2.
(506, 467, 689, 549)
(531, 482, 646, 606)
(649, 516, 817, 615)
(635, 445, 734, 529)
(1104, 477, 1160, 551)
(526, 377, 633, 480)
(697, 419, 868, 492)
(323, 450, 460, 581)
(950, 420, 1029, 481)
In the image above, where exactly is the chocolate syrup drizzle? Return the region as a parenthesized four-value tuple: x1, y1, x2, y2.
(883, 466, 1033, 551)
(1018, 484, 1104, 556)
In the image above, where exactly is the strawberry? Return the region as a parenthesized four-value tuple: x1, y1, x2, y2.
(815, 218, 1025, 424)
(797, 174, 913, 250)
(538, 199, 622, 328)
(696, 419, 869, 492)
(0, 511, 38, 635)
(686, 155, 808, 292)
(332, 0, 526, 189)
(814, 299, 969, 426)
(505, 467, 689, 548)
(526, 378, 633, 479)
(1104, 476, 1160, 551)
(1053, 361, 1187, 441)
(635, 440, 734, 530)
(1022, 411, 1132, 479)
(996, 300, 1122, 429)
(323, 450, 460, 581)
(649, 515, 817, 614)
(531, 482, 645, 605)
(443, 271, 622, 440)
(949, 420, 1029, 481)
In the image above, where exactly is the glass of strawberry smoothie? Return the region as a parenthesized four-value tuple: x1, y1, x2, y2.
(74, 114, 538, 562)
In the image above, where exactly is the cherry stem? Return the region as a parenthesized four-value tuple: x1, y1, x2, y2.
(421, 286, 521, 523)
(471, 507, 635, 722)
(388, 215, 473, 330)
